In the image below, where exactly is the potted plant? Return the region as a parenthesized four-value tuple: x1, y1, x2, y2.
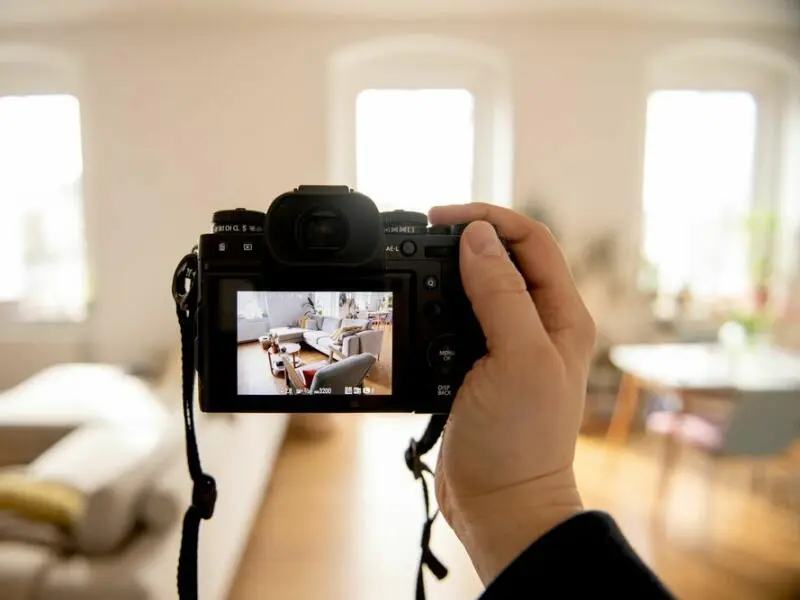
(745, 209, 780, 311)
(301, 295, 317, 318)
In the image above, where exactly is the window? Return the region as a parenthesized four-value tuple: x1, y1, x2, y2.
(0, 94, 88, 321)
(641, 90, 759, 308)
(328, 36, 513, 210)
(355, 88, 475, 214)
(237, 292, 269, 320)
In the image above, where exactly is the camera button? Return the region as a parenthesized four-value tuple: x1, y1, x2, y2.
(427, 334, 458, 371)
(423, 275, 438, 291)
(423, 300, 444, 320)
(400, 240, 417, 257)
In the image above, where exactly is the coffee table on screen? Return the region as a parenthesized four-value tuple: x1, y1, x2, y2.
(267, 342, 302, 377)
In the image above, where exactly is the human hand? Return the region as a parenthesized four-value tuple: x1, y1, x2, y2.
(428, 203, 596, 584)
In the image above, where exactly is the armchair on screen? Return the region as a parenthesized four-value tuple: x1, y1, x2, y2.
(283, 353, 376, 395)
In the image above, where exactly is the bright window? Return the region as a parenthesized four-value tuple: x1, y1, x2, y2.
(355, 88, 475, 214)
(237, 292, 269, 320)
(641, 90, 758, 306)
(0, 94, 88, 321)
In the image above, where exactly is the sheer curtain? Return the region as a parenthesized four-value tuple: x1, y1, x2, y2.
(0, 94, 88, 321)
(355, 89, 475, 215)
(311, 292, 338, 318)
(237, 292, 269, 320)
(642, 90, 758, 303)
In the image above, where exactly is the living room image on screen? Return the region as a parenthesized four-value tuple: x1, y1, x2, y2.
(237, 291, 393, 395)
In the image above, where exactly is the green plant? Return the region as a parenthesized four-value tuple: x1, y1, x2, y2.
(744, 209, 780, 287)
(301, 295, 317, 317)
(727, 308, 774, 338)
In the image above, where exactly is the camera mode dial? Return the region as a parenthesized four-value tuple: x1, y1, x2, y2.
(212, 209, 265, 234)
(381, 210, 428, 235)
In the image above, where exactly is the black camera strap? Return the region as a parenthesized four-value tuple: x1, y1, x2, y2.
(405, 415, 449, 600)
(173, 249, 217, 600)
(172, 250, 448, 600)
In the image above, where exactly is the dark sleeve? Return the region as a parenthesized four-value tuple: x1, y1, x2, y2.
(480, 511, 675, 599)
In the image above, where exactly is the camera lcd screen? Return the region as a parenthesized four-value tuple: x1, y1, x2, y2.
(236, 291, 393, 396)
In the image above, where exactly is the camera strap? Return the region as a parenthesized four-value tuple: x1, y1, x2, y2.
(172, 249, 448, 600)
(405, 415, 449, 600)
(173, 250, 217, 600)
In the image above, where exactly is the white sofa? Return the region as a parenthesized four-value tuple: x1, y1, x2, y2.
(269, 316, 384, 361)
(0, 350, 289, 600)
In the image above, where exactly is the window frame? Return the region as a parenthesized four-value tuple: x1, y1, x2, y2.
(328, 36, 513, 209)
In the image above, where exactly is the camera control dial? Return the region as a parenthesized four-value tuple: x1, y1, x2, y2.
(381, 210, 428, 235)
(212, 209, 264, 234)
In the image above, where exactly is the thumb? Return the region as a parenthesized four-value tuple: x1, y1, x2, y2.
(460, 221, 548, 353)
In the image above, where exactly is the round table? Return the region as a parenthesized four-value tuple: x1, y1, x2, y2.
(267, 342, 302, 377)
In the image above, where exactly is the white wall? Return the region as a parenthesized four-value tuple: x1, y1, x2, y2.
(265, 292, 311, 328)
(0, 17, 798, 388)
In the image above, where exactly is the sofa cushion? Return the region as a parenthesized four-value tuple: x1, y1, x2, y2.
(0, 513, 72, 549)
(341, 318, 368, 330)
(319, 317, 342, 333)
(330, 325, 364, 342)
(316, 337, 334, 353)
(27, 411, 181, 554)
(136, 485, 180, 533)
(0, 364, 170, 427)
(0, 472, 85, 528)
(298, 316, 318, 330)
(303, 330, 329, 345)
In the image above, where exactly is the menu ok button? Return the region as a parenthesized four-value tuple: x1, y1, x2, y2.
(427, 334, 458, 375)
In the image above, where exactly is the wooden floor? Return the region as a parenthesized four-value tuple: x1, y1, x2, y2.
(229, 415, 800, 600)
(237, 325, 393, 395)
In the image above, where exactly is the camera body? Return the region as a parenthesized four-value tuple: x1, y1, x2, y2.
(195, 185, 488, 414)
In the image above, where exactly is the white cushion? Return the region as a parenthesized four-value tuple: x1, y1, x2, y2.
(136, 485, 181, 532)
(0, 364, 168, 427)
(303, 330, 328, 344)
(27, 410, 182, 554)
(0, 513, 71, 549)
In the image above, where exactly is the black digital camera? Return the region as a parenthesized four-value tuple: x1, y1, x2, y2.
(194, 185, 489, 414)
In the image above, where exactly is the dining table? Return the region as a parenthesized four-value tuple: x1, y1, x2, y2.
(606, 342, 800, 444)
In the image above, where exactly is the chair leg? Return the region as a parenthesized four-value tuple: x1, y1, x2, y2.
(606, 373, 640, 445)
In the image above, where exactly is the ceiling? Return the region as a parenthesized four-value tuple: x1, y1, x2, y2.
(0, 0, 797, 26)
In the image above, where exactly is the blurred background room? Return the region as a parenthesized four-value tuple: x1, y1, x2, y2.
(0, 1, 799, 599)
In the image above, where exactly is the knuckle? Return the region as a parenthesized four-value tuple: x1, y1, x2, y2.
(573, 309, 597, 354)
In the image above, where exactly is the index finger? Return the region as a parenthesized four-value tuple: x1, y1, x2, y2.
(429, 203, 595, 355)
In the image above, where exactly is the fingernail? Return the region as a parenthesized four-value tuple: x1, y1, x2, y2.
(465, 221, 504, 257)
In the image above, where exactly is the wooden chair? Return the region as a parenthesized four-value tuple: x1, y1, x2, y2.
(647, 389, 800, 542)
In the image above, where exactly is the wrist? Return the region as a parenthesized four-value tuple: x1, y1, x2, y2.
(453, 470, 583, 585)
